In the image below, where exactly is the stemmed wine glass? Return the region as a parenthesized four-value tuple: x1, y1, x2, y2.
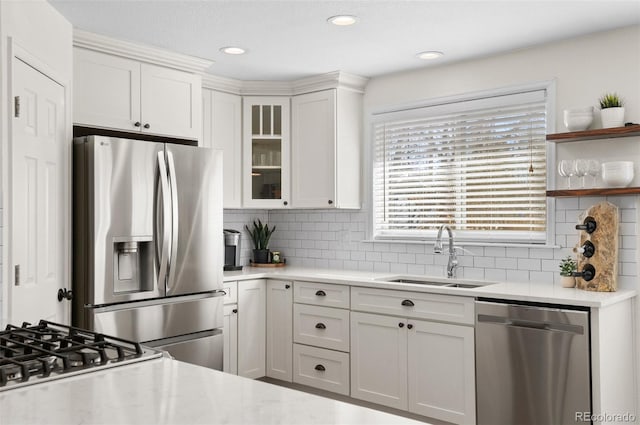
(558, 159, 575, 188)
(587, 159, 600, 187)
(574, 159, 589, 188)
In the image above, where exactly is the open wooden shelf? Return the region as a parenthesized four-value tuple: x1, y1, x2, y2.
(546, 187, 640, 197)
(546, 124, 640, 143)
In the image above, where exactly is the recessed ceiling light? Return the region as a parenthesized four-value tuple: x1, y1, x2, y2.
(220, 46, 246, 55)
(327, 15, 358, 26)
(416, 51, 444, 60)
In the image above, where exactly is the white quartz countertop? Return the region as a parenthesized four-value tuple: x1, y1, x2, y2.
(0, 357, 423, 425)
(223, 266, 636, 308)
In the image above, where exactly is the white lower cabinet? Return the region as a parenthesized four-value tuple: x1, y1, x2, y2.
(237, 279, 266, 379)
(407, 320, 475, 424)
(350, 312, 408, 410)
(266, 280, 293, 381)
(293, 344, 350, 395)
(223, 304, 238, 375)
(350, 287, 476, 425)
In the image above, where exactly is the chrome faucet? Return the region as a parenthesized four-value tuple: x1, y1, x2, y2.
(434, 224, 458, 278)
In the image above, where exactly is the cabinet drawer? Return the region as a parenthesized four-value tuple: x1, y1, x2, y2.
(294, 281, 349, 308)
(293, 344, 350, 396)
(351, 286, 474, 325)
(294, 304, 350, 352)
(222, 281, 238, 305)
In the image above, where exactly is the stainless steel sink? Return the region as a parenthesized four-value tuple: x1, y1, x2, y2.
(378, 276, 491, 289)
(386, 278, 451, 286)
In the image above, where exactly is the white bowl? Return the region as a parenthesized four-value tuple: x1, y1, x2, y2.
(563, 107, 594, 131)
(601, 161, 634, 187)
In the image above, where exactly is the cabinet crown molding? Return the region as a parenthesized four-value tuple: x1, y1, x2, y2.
(203, 70, 369, 95)
(73, 29, 214, 74)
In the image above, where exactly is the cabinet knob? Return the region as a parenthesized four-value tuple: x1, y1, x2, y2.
(401, 299, 415, 307)
(399, 322, 404, 328)
(315, 323, 326, 329)
(315, 290, 326, 297)
(134, 121, 141, 127)
(283, 201, 288, 206)
(232, 308, 238, 314)
(314, 364, 326, 372)
(285, 284, 291, 289)
(143, 123, 150, 129)
(57, 288, 73, 302)
(407, 324, 413, 330)
(328, 200, 333, 205)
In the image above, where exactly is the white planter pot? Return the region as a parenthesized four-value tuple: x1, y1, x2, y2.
(600, 107, 625, 128)
(560, 275, 576, 288)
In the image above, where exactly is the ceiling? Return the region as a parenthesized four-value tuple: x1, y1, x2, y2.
(49, 0, 640, 81)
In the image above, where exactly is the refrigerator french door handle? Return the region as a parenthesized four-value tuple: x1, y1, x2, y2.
(157, 151, 171, 292)
(166, 150, 179, 293)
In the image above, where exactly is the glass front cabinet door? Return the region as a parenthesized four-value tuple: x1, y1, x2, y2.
(243, 96, 291, 208)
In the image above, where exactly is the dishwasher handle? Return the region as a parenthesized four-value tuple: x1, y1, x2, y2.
(477, 314, 585, 335)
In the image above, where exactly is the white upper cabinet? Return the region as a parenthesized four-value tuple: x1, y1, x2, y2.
(242, 96, 291, 209)
(291, 88, 362, 209)
(203, 89, 243, 208)
(74, 47, 202, 140)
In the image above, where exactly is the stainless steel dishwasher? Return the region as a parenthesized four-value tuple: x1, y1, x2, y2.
(475, 299, 591, 425)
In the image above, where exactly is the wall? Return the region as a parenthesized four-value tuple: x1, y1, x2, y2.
(0, 0, 73, 326)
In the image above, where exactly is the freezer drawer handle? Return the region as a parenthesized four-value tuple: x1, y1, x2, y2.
(315, 290, 326, 297)
(315, 323, 326, 329)
(314, 364, 326, 372)
(401, 299, 415, 307)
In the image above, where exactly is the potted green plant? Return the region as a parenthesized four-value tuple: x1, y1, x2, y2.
(559, 256, 577, 288)
(245, 219, 276, 264)
(598, 93, 625, 128)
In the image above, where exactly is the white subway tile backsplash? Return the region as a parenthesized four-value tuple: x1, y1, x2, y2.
(222, 195, 637, 288)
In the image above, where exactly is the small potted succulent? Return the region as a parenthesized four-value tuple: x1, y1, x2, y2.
(245, 219, 276, 264)
(559, 256, 577, 288)
(598, 93, 625, 128)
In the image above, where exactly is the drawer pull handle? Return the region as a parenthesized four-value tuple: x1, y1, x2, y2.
(315, 290, 326, 297)
(401, 299, 415, 307)
(232, 308, 238, 314)
(315, 323, 326, 329)
(285, 284, 290, 289)
(399, 322, 404, 328)
(407, 324, 413, 330)
(314, 364, 326, 372)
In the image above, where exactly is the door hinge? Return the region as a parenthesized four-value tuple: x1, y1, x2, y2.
(14, 265, 20, 286)
(14, 96, 20, 118)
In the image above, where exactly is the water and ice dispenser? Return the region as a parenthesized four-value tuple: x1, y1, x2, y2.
(113, 238, 154, 294)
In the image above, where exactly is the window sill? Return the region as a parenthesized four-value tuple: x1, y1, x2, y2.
(365, 239, 560, 249)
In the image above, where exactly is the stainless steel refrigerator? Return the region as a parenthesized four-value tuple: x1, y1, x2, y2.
(72, 135, 224, 370)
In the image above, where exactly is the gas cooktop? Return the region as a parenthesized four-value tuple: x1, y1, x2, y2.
(0, 320, 163, 391)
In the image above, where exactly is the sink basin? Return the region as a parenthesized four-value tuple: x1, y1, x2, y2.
(445, 283, 484, 289)
(377, 276, 492, 289)
(386, 278, 450, 286)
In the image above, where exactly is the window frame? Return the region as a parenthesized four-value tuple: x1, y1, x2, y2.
(367, 81, 557, 246)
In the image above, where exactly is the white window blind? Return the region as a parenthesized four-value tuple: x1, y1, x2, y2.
(373, 90, 548, 243)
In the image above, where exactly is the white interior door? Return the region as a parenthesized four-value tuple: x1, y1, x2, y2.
(11, 58, 67, 325)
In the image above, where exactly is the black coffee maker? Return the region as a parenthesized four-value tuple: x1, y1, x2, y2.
(223, 229, 243, 271)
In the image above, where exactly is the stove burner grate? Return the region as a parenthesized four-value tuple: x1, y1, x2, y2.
(0, 320, 148, 388)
